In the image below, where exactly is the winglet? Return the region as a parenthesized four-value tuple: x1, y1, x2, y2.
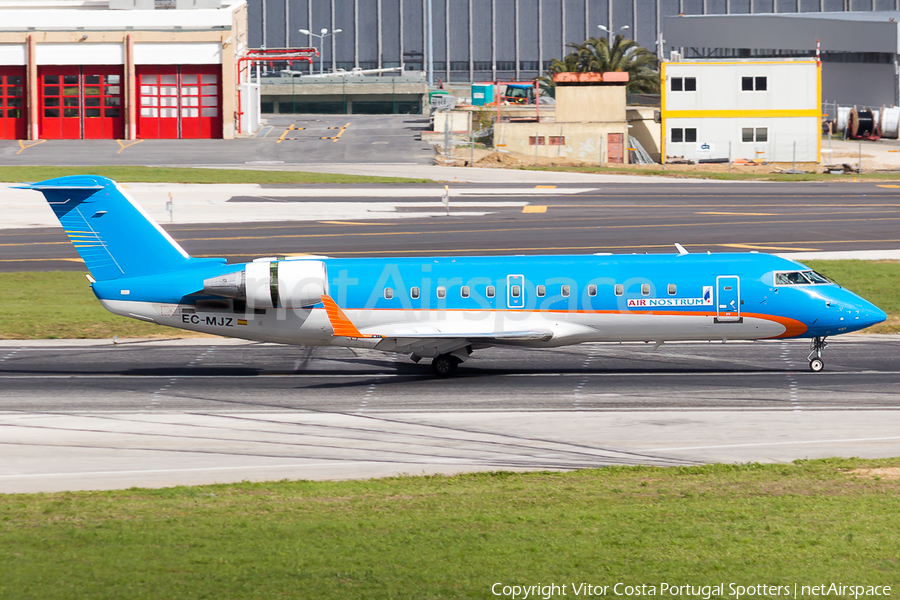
(674, 243, 689, 256)
(320, 295, 372, 338)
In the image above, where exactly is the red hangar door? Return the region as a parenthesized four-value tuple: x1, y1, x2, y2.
(0, 66, 26, 140)
(137, 65, 222, 139)
(39, 66, 124, 139)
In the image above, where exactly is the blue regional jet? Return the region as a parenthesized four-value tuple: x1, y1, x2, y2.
(19, 175, 886, 376)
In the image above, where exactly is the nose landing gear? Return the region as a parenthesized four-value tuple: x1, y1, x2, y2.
(808, 336, 828, 372)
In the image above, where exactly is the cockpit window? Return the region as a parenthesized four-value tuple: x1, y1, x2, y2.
(775, 270, 831, 286)
(805, 270, 831, 284)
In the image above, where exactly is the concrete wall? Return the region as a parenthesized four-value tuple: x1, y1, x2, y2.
(556, 85, 627, 123)
(495, 122, 630, 164)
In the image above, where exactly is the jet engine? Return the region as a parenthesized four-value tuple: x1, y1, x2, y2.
(202, 260, 328, 309)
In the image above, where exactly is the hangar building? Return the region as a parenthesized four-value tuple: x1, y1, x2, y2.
(249, 0, 888, 83)
(0, 0, 247, 141)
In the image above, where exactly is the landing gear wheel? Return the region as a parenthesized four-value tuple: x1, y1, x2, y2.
(807, 336, 828, 373)
(431, 354, 460, 377)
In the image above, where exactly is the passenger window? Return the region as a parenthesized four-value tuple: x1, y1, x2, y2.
(437, 286, 446, 299)
(561, 285, 570, 297)
(460, 285, 470, 298)
(486, 285, 495, 298)
(537, 285, 545, 297)
(641, 283, 650, 296)
(668, 283, 676, 295)
(384, 287, 393, 299)
(615, 284, 623, 296)
(410, 286, 419, 299)
(511, 285, 521, 298)
(588, 284, 597, 297)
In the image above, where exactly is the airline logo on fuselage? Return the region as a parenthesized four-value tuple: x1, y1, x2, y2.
(627, 286, 713, 308)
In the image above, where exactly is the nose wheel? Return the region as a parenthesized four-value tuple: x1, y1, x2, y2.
(807, 336, 828, 372)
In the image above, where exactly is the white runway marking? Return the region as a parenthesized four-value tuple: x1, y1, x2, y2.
(646, 436, 900, 452)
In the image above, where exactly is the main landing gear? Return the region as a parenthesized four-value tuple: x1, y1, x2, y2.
(430, 354, 461, 377)
(808, 336, 828, 372)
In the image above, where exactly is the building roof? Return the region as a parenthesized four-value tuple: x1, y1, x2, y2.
(0, 0, 244, 30)
(665, 11, 900, 54)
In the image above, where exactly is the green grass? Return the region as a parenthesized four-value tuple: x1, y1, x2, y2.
(1, 459, 899, 599)
(521, 165, 900, 182)
(0, 272, 183, 339)
(0, 165, 429, 184)
(1, 261, 898, 339)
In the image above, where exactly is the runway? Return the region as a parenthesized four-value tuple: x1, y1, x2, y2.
(4, 180, 900, 270)
(2, 336, 899, 493)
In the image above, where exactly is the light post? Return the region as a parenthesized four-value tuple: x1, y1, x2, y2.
(597, 24, 630, 44)
(299, 27, 342, 74)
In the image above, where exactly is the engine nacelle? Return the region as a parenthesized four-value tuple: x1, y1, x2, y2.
(203, 260, 328, 309)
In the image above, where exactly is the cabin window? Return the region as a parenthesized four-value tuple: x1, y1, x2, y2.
(615, 284, 623, 296)
(460, 286, 470, 298)
(742, 76, 767, 91)
(641, 283, 650, 296)
(437, 286, 446, 299)
(670, 76, 696, 92)
(536, 285, 545, 297)
(588, 284, 597, 297)
(384, 287, 393, 299)
(486, 285, 495, 298)
(410, 286, 420, 299)
(511, 285, 521, 297)
(668, 283, 677, 295)
(561, 285, 570, 297)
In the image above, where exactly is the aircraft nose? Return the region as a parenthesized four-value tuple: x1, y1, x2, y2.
(863, 305, 888, 328)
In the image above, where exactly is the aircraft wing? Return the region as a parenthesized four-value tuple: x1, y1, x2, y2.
(320, 295, 553, 356)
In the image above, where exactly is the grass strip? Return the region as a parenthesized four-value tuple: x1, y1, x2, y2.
(0, 165, 429, 184)
(0, 261, 896, 339)
(1, 459, 899, 600)
(520, 165, 900, 182)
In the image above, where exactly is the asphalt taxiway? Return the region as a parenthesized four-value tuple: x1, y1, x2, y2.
(2, 337, 899, 493)
(4, 180, 900, 270)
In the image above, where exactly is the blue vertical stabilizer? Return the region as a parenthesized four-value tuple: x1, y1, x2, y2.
(14, 175, 214, 281)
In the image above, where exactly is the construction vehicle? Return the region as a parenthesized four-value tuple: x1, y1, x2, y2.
(502, 83, 535, 104)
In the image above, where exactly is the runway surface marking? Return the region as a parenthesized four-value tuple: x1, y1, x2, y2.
(3, 370, 899, 380)
(116, 139, 144, 153)
(16, 139, 46, 154)
(0, 463, 352, 479)
(646, 435, 900, 452)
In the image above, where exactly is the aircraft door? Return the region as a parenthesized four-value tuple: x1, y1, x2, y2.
(507, 274, 525, 309)
(715, 275, 741, 322)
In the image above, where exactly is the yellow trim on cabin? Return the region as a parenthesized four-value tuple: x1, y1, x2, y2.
(662, 109, 820, 119)
(816, 61, 822, 164)
(660, 61, 666, 165)
(665, 60, 818, 67)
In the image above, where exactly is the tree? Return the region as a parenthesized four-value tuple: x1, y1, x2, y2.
(539, 34, 660, 96)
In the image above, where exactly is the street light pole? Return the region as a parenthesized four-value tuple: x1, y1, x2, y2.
(299, 27, 343, 74)
(597, 24, 630, 44)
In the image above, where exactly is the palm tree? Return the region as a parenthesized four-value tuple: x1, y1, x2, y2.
(539, 34, 660, 96)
